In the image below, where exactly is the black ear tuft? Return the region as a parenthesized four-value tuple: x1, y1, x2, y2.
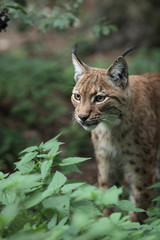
(121, 46, 135, 57)
(72, 43, 78, 55)
(72, 43, 83, 65)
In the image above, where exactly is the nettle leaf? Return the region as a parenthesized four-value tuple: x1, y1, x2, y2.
(109, 212, 122, 224)
(59, 157, 90, 166)
(1, 188, 16, 204)
(72, 199, 101, 216)
(42, 135, 62, 152)
(99, 186, 122, 206)
(20, 146, 38, 154)
(71, 184, 101, 201)
(18, 152, 38, 166)
(42, 171, 67, 199)
(0, 203, 18, 229)
(61, 182, 85, 194)
(24, 191, 42, 209)
(15, 161, 35, 174)
(61, 164, 82, 175)
(43, 195, 70, 218)
(148, 182, 160, 189)
(58, 216, 68, 226)
(47, 141, 62, 157)
(117, 200, 145, 212)
(47, 213, 57, 230)
(41, 159, 53, 180)
(120, 221, 141, 230)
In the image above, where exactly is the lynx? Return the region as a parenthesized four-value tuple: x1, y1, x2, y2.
(71, 45, 160, 223)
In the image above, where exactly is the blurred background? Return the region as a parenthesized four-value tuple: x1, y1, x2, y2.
(0, 0, 160, 184)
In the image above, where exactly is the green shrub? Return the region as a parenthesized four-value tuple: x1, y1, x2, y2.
(0, 135, 160, 240)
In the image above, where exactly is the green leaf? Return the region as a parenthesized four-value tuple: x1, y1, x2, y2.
(47, 141, 62, 157)
(42, 171, 67, 199)
(117, 200, 145, 212)
(93, 24, 101, 37)
(24, 191, 42, 209)
(43, 195, 70, 217)
(100, 186, 122, 206)
(59, 157, 89, 166)
(0, 204, 18, 230)
(41, 159, 52, 180)
(15, 161, 35, 174)
(72, 199, 101, 216)
(102, 25, 110, 35)
(18, 152, 38, 166)
(42, 135, 62, 152)
(120, 221, 140, 230)
(47, 213, 57, 230)
(61, 182, 85, 194)
(20, 146, 38, 154)
(58, 217, 68, 226)
(110, 212, 122, 224)
(1, 188, 16, 204)
(148, 182, 160, 189)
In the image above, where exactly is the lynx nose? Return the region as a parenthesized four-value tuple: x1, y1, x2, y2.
(78, 114, 89, 121)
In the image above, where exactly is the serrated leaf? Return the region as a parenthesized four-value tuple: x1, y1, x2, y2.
(15, 161, 35, 174)
(0, 203, 18, 228)
(1, 188, 16, 204)
(18, 152, 38, 166)
(42, 171, 67, 199)
(43, 195, 70, 218)
(120, 221, 140, 230)
(47, 142, 62, 158)
(24, 191, 42, 209)
(110, 212, 122, 224)
(20, 146, 38, 154)
(58, 217, 68, 226)
(41, 160, 52, 180)
(61, 182, 85, 194)
(72, 199, 101, 216)
(47, 213, 57, 230)
(61, 164, 82, 175)
(59, 157, 89, 166)
(117, 200, 145, 212)
(101, 186, 122, 206)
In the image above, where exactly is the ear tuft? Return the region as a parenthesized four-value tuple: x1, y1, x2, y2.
(72, 44, 90, 82)
(72, 43, 78, 55)
(108, 57, 128, 89)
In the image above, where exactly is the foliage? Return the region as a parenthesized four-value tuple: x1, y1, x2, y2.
(0, 135, 160, 240)
(1, 0, 83, 31)
(93, 17, 117, 38)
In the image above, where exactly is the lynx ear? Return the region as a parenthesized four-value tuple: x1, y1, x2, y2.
(72, 44, 89, 81)
(107, 56, 128, 89)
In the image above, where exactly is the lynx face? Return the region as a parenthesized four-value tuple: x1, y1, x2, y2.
(71, 50, 130, 131)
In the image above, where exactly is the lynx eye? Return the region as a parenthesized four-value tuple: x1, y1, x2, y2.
(95, 95, 106, 103)
(73, 93, 81, 101)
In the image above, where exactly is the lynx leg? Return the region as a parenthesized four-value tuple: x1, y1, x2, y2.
(128, 159, 156, 223)
(92, 126, 123, 190)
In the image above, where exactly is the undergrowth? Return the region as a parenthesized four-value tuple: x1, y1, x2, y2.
(0, 135, 160, 240)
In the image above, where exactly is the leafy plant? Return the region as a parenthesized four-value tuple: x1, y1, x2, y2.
(0, 135, 160, 239)
(1, 0, 83, 31)
(93, 17, 117, 38)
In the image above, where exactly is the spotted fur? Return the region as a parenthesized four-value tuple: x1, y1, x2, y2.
(71, 48, 160, 223)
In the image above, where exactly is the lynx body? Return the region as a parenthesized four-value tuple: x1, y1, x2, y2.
(71, 46, 160, 223)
